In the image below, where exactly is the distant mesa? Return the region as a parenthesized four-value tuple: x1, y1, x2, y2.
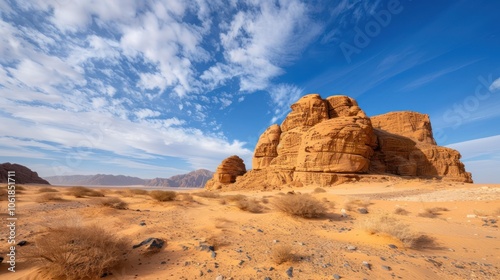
(0, 163, 50, 184)
(45, 169, 213, 188)
(205, 94, 472, 190)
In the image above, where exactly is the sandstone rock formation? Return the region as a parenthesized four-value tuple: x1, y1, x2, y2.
(0, 163, 50, 184)
(205, 155, 246, 190)
(205, 94, 472, 190)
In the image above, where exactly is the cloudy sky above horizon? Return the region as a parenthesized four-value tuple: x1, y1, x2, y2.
(1, 0, 499, 183)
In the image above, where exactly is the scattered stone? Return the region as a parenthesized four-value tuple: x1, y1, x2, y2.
(341, 209, 348, 218)
(269, 267, 275, 271)
(161, 261, 166, 264)
(333, 274, 341, 280)
(380, 257, 386, 261)
(486, 236, 495, 239)
(273, 240, 279, 243)
(286, 267, 293, 278)
(132, 238, 165, 252)
(362, 261, 371, 270)
(455, 264, 465, 269)
(139, 221, 146, 226)
(381, 265, 392, 271)
(257, 229, 264, 233)
(347, 245, 357, 251)
(322, 263, 332, 268)
(207, 269, 213, 273)
(264, 278, 272, 280)
(466, 214, 477, 218)
(211, 251, 217, 258)
(199, 270, 204, 277)
(215, 275, 224, 280)
(0, 256, 3, 263)
(388, 244, 398, 249)
(238, 260, 245, 266)
(17, 240, 28, 246)
(343, 263, 350, 268)
(357, 208, 368, 214)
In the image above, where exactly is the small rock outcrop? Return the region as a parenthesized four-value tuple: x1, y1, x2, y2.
(205, 155, 246, 190)
(205, 94, 472, 190)
(0, 163, 50, 184)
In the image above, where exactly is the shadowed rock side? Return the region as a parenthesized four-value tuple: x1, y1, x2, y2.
(0, 163, 50, 184)
(205, 94, 472, 190)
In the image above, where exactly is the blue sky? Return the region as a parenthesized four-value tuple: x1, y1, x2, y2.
(1, 0, 499, 183)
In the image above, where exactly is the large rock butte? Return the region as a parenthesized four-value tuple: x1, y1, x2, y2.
(205, 94, 472, 190)
(0, 163, 50, 185)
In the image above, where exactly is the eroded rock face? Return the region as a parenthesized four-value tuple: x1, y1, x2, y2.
(371, 111, 436, 145)
(281, 94, 329, 132)
(205, 94, 472, 190)
(253, 124, 281, 170)
(296, 117, 376, 173)
(205, 155, 246, 190)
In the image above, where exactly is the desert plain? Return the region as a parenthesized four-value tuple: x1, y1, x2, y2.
(1, 179, 499, 280)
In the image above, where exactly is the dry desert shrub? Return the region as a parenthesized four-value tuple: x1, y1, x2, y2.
(236, 198, 263, 213)
(271, 245, 294, 264)
(128, 188, 148, 196)
(344, 197, 371, 211)
(176, 192, 194, 202)
(394, 207, 410, 215)
(273, 193, 327, 218)
(100, 197, 128, 209)
(313, 187, 326, 193)
(36, 193, 65, 203)
(16, 185, 27, 190)
(67, 186, 105, 198)
(358, 215, 435, 249)
(224, 194, 246, 202)
(149, 190, 177, 201)
(38, 187, 58, 193)
(193, 190, 221, 198)
(418, 207, 449, 218)
(27, 224, 128, 280)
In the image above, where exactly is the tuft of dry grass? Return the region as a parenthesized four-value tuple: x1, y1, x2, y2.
(236, 198, 263, 213)
(273, 193, 327, 218)
(344, 197, 371, 211)
(149, 190, 176, 202)
(100, 197, 128, 210)
(271, 245, 294, 265)
(193, 190, 221, 198)
(394, 207, 410, 215)
(176, 193, 194, 202)
(313, 187, 326, 193)
(223, 194, 246, 202)
(67, 186, 105, 198)
(358, 215, 436, 249)
(16, 185, 27, 190)
(26, 224, 129, 280)
(418, 207, 449, 218)
(36, 193, 65, 203)
(38, 187, 58, 193)
(128, 188, 148, 196)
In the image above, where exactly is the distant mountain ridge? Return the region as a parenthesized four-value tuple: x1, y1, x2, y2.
(44, 169, 213, 188)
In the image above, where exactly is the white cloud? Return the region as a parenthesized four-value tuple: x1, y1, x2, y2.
(268, 83, 303, 124)
(134, 109, 161, 119)
(447, 135, 500, 160)
(489, 77, 500, 91)
(203, 0, 321, 92)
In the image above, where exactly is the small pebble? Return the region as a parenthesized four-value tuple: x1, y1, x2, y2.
(286, 267, 293, 277)
(333, 274, 341, 280)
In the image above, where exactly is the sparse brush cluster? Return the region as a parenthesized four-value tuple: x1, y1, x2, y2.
(67, 186, 105, 198)
(149, 190, 177, 201)
(100, 197, 128, 209)
(27, 224, 129, 280)
(36, 193, 64, 202)
(273, 193, 327, 218)
(358, 215, 435, 249)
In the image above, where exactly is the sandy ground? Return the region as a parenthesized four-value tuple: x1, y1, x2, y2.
(1, 180, 499, 280)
